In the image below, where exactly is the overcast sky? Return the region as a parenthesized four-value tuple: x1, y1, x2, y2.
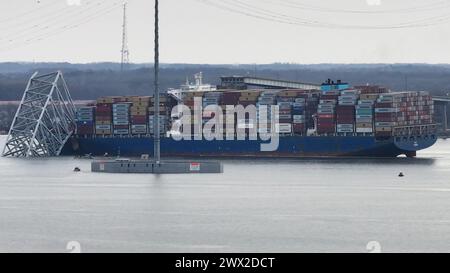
(1, 0, 450, 64)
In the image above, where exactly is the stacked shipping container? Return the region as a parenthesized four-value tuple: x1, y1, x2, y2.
(113, 103, 131, 135)
(238, 91, 260, 137)
(95, 97, 113, 135)
(149, 95, 170, 137)
(317, 90, 339, 134)
(220, 91, 241, 138)
(356, 94, 378, 134)
(76, 106, 95, 135)
(276, 97, 293, 135)
(336, 89, 358, 134)
(77, 87, 433, 140)
(257, 91, 277, 134)
(374, 92, 434, 137)
(130, 96, 150, 135)
(292, 98, 306, 135)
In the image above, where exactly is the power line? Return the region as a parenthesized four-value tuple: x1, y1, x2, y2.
(0, 0, 83, 31)
(228, 0, 450, 28)
(272, 0, 450, 14)
(195, 0, 450, 29)
(0, 0, 61, 24)
(0, 1, 122, 46)
(0, 0, 106, 42)
(0, 1, 125, 53)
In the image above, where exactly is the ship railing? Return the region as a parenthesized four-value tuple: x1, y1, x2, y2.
(392, 124, 437, 137)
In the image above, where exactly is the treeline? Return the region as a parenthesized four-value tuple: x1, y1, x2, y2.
(0, 104, 17, 133)
(1, 63, 450, 101)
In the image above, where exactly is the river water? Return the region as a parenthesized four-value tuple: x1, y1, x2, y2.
(0, 135, 450, 253)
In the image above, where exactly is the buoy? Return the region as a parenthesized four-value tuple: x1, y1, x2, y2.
(74, 167, 81, 172)
(398, 172, 405, 177)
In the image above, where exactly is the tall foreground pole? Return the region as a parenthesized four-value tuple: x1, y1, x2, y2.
(154, 0, 161, 163)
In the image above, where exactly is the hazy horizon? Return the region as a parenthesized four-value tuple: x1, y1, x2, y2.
(4, 61, 450, 66)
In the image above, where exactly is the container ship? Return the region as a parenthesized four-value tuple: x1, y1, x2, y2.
(61, 74, 437, 158)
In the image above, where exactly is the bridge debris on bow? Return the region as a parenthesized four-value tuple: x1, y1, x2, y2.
(2, 71, 76, 157)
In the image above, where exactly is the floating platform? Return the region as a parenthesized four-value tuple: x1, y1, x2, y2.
(91, 159, 223, 174)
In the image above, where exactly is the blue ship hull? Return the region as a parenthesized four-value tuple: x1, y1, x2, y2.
(61, 135, 437, 158)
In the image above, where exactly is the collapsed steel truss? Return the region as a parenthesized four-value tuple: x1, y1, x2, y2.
(2, 71, 76, 157)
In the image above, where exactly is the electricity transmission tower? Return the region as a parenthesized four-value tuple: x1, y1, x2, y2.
(121, 2, 130, 71)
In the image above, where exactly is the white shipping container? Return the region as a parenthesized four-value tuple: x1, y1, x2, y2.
(356, 128, 373, 133)
(237, 119, 255, 129)
(258, 128, 272, 134)
(337, 124, 354, 129)
(340, 90, 360, 96)
(277, 114, 292, 120)
(113, 104, 131, 108)
(113, 107, 129, 111)
(375, 122, 397, 127)
(113, 129, 129, 134)
(275, 123, 292, 133)
(148, 115, 168, 119)
(318, 110, 334, 114)
(338, 101, 357, 106)
(113, 115, 129, 119)
(339, 95, 358, 100)
(112, 110, 129, 114)
(293, 115, 305, 120)
(113, 121, 129, 126)
(358, 100, 375, 105)
(293, 102, 305, 108)
(319, 100, 337, 105)
(113, 116, 129, 120)
(337, 128, 354, 133)
(375, 108, 399, 113)
(132, 130, 147, 134)
(356, 114, 373, 119)
(356, 105, 373, 110)
(356, 118, 373, 123)
(96, 125, 111, 130)
(132, 124, 147, 130)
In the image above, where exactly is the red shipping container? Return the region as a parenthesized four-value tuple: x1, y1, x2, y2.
(239, 102, 257, 106)
(131, 116, 147, 124)
(318, 114, 334, 119)
(375, 103, 395, 108)
(293, 124, 305, 131)
(375, 117, 397, 122)
(337, 118, 354, 122)
(113, 125, 129, 129)
(375, 113, 398, 118)
(317, 118, 334, 122)
(321, 95, 339, 100)
(96, 103, 113, 108)
(221, 99, 239, 105)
